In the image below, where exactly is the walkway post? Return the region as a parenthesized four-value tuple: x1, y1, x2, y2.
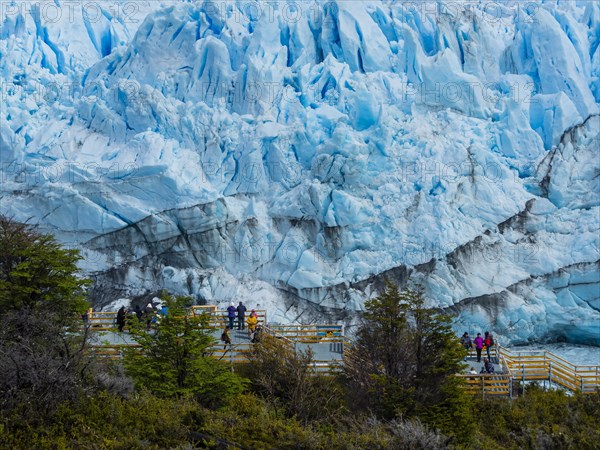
(481, 376, 485, 400)
(522, 365, 526, 397)
(548, 362, 552, 389)
(230, 343, 234, 372)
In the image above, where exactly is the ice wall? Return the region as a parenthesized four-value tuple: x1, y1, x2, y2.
(1, 1, 599, 344)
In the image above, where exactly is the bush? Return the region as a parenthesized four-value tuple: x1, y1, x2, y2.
(0, 309, 95, 423)
(196, 395, 450, 450)
(242, 335, 347, 424)
(0, 392, 198, 449)
(470, 385, 600, 450)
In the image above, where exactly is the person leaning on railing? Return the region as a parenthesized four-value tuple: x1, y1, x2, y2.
(227, 303, 236, 329)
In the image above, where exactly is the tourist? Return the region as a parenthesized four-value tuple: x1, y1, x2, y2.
(81, 308, 90, 327)
(227, 302, 236, 329)
(247, 310, 258, 335)
(116, 306, 127, 332)
(460, 332, 472, 359)
(473, 332, 484, 362)
(251, 324, 263, 343)
(236, 301, 247, 330)
(469, 367, 478, 375)
(481, 357, 495, 374)
(159, 304, 168, 316)
(134, 304, 143, 321)
(221, 327, 232, 349)
(484, 331, 495, 359)
(144, 303, 154, 331)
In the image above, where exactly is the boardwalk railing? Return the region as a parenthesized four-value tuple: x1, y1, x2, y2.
(465, 345, 500, 360)
(89, 341, 252, 363)
(212, 342, 253, 364)
(458, 374, 512, 397)
(86, 312, 119, 330)
(499, 347, 600, 394)
(460, 345, 599, 397)
(89, 340, 344, 374)
(265, 324, 344, 343)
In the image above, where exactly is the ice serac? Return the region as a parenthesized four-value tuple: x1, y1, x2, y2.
(1, 1, 599, 345)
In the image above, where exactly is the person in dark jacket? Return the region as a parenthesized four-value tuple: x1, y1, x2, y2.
(227, 303, 236, 329)
(460, 332, 472, 360)
(251, 324, 263, 343)
(134, 305, 143, 321)
(116, 306, 127, 332)
(473, 333, 484, 362)
(221, 327, 232, 349)
(236, 301, 247, 330)
(481, 358, 495, 374)
(144, 303, 154, 331)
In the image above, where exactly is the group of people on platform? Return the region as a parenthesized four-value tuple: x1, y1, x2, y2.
(460, 331, 496, 374)
(221, 302, 263, 348)
(105, 301, 262, 339)
(85, 300, 264, 351)
(115, 303, 168, 332)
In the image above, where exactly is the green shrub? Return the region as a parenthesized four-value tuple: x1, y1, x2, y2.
(0, 392, 197, 449)
(470, 385, 600, 450)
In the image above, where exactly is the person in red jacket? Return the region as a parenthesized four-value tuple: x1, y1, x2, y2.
(473, 333, 485, 362)
(484, 331, 495, 359)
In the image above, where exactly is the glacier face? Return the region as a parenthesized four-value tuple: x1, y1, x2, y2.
(1, 1, 599, 344)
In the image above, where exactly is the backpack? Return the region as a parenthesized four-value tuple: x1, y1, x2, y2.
(486, 336, 494, 347)
(220, 332, 227, 342)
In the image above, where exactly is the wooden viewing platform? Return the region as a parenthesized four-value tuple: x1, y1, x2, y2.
(457, 345, 600, 397)
(85, 308, 599, 397)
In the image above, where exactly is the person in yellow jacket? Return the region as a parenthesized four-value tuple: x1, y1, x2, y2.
(246, 310, 258, 335)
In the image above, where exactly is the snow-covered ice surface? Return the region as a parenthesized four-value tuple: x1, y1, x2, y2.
(1, 1, 599, 345)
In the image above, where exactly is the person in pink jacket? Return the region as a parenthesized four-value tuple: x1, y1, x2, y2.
(473, 333, 484, 362)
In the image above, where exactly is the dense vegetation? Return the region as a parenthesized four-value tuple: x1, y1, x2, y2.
(1, 217, 598, 449)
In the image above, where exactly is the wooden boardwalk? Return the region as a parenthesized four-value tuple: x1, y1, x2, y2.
(457, 345, 600, 397)
(87, 309, 344, 374)
(85, 308, 599, 395)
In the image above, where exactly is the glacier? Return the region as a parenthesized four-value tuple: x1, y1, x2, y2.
(1, 0, 599, 345)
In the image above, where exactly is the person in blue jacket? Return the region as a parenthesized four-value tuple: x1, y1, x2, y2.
(227, 302, 236, 329)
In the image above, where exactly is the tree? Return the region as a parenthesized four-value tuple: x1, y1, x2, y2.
(0, 217, 94, 421)
(344, 282, 472, 441)
(123, 294, 246, 407)
(243, 335, 346, 424)
(0, 216, 89, 322)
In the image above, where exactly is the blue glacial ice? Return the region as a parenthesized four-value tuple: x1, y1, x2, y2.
(1, 0, 599, 344)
